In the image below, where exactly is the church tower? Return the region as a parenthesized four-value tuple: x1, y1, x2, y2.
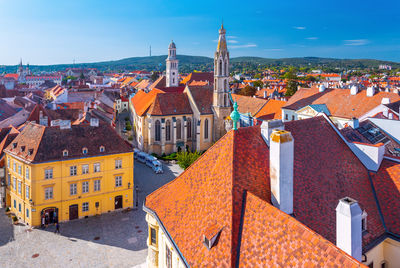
(166, 41, 179, 87)
(213, 24, 231, 140)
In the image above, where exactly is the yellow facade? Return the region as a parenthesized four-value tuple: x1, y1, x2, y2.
(6, 151, 134, 226)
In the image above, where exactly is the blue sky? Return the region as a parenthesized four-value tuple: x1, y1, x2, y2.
(1, 0, 399, 65)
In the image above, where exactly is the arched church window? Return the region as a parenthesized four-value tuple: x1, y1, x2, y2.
(224, 94, 227, 107)
(187, 119, 192, 139)
(176, 119, 181, 139)
(225, 80, 228, 91)
(219, 60, 222, 75)
(155, 120, 161, 141)
(225, 61, 228, 76)
(204, 119, 209, 139)
(166, 120, 171, 141)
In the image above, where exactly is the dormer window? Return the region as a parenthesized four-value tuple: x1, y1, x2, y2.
(13, 142, 17, 148)
(63, 150, 69, 157)
(20, 146, 25, 152)
(28, 149, 33, 156)
(362, 210, 368, 232)
(82, 147, 88, 155)
(203, 224, 222, 250)
(99, 146, 105, 153)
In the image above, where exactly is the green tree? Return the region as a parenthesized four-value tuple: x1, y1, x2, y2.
(253, 80, 264, 89)
(238, 85, 257, 96)
(285, 80, 299, 97)
(150, 72, 159, 82)
(177, 151, 201, 170)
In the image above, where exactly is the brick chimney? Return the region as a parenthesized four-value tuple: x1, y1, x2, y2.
(336, 197, 362, 261)
(269, 129, 294, 215)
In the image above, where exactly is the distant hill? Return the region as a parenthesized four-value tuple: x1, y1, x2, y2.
(1, 55, 399, 74)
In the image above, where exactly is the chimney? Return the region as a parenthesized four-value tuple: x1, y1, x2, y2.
(263, 91, 267, 99)
(261, 120, 284, 146)
(350, 85, 358, 95)
(366, 86, 375, 97)
(319, 84, 326, 92)
(336, 197, 362, 261)
(348, 118, 359, 129)
(269, 129, 294, 215)
(381, 97, 390, 105)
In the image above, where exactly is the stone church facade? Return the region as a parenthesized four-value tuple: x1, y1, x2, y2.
(130, 25, 231, 155)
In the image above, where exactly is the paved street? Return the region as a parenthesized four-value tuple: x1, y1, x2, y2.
(0, 161, 183, 268)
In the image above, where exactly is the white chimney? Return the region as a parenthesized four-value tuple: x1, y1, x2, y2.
(350, 85, 358, 95)
(261, 120, 284, 146)
(319, 84, 326, 92)
(366, 86, 375, 97)
(269, 129, 294, 215)
(263, 91, 267, 99)
(381, 97, 390, 105)
(348, 118, 359, 129)
(336, 197, 362, 261)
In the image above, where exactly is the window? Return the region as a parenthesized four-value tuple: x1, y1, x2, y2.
(367, 262, 373, 268)
(82, 202, 89, 212)
(94, 163, 101, 173)
(292, 115, 295, 121)
(70, 166, 77, 176)
(285, 114, 288, 120)
(94, 180, 101, 191)
(63, 150, 68, 156)
(18, 181, 21, 194)
(82, 164, 89, 174)
(7, 158, 10, 168)
(224, 94, 227, 107)
(99, 146, 105, 152)
(187, 119, 192, 138)
(25, 167, 29, 179)
(155, 120, 161, 141)
(362, 210, 368, 232)
(13, 177, 16, 190)
(204, 119, 209, 139)
(13, 199, 16, 208)
(82, 181, 89, 193)
(17, 165, 21, 175)
(115, 176, 122, 187)
(26, 208, 29, 218)
(166, 120, 171, 141)
(25, 185, 29, 199)
(45, 168, 53, 179)
(150, 227, 157, 246)
(176, 119, 182, 140)
(70, 183, 77, 195)
(45, 187, 53, 200)
(225, 62, 228, 76)
(7, 174, 10, 187)
(18, 203, 21, 212)
(219, 59, 222, 75)
(166, 245, 172, 268)
(13, 162, 16, 172)
(225, 79, 228, 91)
(115, 159, 122, 169)
(82, 147, 88, 154)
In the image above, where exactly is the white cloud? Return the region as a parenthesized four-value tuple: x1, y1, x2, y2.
(227, 35, 238, 39)
(344, 39, 370, 46)
(227, 39, 239, 44)
(230, 43, 257, 49)
(306, 37, 318, 40)
(264, 48, 284, 51)
(293, 26, 306, 30)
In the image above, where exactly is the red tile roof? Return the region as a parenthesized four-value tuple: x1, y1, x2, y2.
(181, 72, 214, 85)
(239, 192, 364, 267)
(4, 73, 19, 80)
(131, 89, 164, 116)
(186, 85, 214, 114)
(231, 94, 267, 115)
(147, 92, 193, 116)
(283, 86, 400, 119)
(254, 99, 286, 120)
(145, 116, 376, 266)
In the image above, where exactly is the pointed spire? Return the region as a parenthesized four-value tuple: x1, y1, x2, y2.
(217, 23, 227, 51)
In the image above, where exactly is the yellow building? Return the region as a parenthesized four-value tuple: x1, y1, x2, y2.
(4, 121, 134, 226)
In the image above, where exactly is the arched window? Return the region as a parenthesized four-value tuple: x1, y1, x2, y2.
(176, 119, 181, 140)
(187, 119, 192, 139)
(204, 119, 209, 139)
(225, 80, 228, 91)
(225, 61, 228, 76)
(166, 120, 171, 141)
(224, 94, 227, 107)
(219, 60, 222, 75)
(155, 120, 161, 141)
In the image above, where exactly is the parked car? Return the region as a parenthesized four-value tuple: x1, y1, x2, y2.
(152, 161, 163, 174)
(145, 155, 158, 168)
(137, 152, 148, 163)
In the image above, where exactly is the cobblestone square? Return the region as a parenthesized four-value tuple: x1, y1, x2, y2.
(0, 161, 183, 268)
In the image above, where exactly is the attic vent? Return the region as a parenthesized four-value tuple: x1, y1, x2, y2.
(99, 146, 105, 153)
(13, 142, 17, 148)
(63, 150, 68, 157)
(203, 224, 222, 250)
(20, 146, 25, 152)
(82, 147, 88, 155)
(28, 149, 33, 156)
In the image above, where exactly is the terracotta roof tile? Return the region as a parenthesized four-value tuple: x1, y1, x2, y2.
(254, 99, 286, 120)
(131, 89, 164, 116)
(181, 72, 214, 85)
(231, 94, 268, 116)
(186, 85, 214, 114)
(147, 92, 192, 116)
